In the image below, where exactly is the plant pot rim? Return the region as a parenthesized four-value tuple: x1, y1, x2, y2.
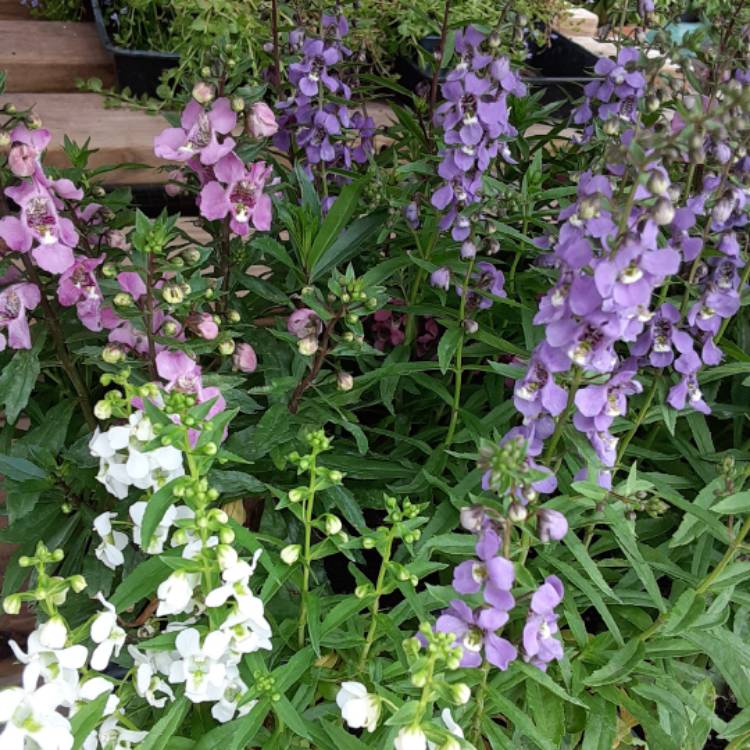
(90, 0, 179, 62)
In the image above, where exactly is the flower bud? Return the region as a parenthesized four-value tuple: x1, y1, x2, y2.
(219, 527, 235, 544)
(94, 400, 112, 420)
(298, 335, 319, 356)
(647, 171, 669, 196)
(101, 343, 126, 364)
(652, 197, 675, 225)
(463, 319, 478, 334)
(602, 118, 619, 136)
(39, 616, 68, 649)
(27, 114, 42, 130)
(247, 102, 279, 138)
(162, 283, 184, 305)
(355, 584, 371, 599)
(280, 544, 301, 565)
(192, 81, 215, 104)
(440, 739, 461, 750)
(362, 536, 376, 549)
(0, 131, 10, 148)
(508, 502, 528, 523)
(232, 343, 257, 372)
(183, 247, 201, 264)
(336, 371, 354, 391)
(3, 594, 22, 615)
(218, 339, 236, 356)
(460, 505, 486, 533)
(187, 311, 219, 340)
(227, 310, 241, 323)
(322, 514, 342, 535)
(101, 262, 117, 278)
(460, 240, 477, 259)
(114, 292, 133, 307)
(231, 96, 245, 112)
(451, 682, 471, 705)
(537, 508, 568, 542)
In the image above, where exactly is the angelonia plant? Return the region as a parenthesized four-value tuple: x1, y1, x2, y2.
(1, 1, 750, 749)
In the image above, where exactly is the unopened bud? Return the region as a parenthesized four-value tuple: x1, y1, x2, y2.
(452, 683, 471, 705)
(647, 171, 669, 196)
(183, 248, 201, 264)
(653, 197, 675, 225)
(69, 575, 87, 593)
(192, 82, 215, 104)
(101, 262, 117, 277)
(231, 96, 245, 112)
(463, 319, 478, 334)
(227, 310, 241, 323)
(323, 514, 342, 535)
(101, 343, 126, 364)
(336, 371, 354, 391)
(0, 131, 10, 148)
(114, 292, 133, 307)
(508, 502, 528, 523)
(3, 594, 22, 615)
(162, 283, 184, 305)
(94, 400, 112, 420)
(162, 320, 179, 337)
(218, 339, 236, 356)
(280, 544, 301, 565)
(298, 335, 319, 356)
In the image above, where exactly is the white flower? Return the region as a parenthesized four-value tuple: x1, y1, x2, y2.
(168, 628, 230, 703)
(336, 681, 380, 733)
(395, 726, 427, 750)
(221, 606, 273, 654)
(205, 549, 263, 613)
(210, 677, 254, 723)
(129, 501, 179, 554)
(156, 570, 200, 617)
(0, 683, 73, 750)
(427, 709, 465, 750)
(95, 714, 147, 750)
(9, 629, 87, 697)
(89, 411, 184, 500)
(76, 676, 119, 715)
(38, 616, 68, 650)
(93, 512, 128, 569)
(128, 647, 175, 709)
(90, 594, 126, 671)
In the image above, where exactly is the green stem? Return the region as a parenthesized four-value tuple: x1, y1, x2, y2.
(470, 661, 491, 747)
(444, 258, 475, 447)
(358, 527, 396, 671)
(615, 374, 660, 467)
(639, 515, 750, 642)
(542, 368, 582, 465)
(297, 453, 318, 648)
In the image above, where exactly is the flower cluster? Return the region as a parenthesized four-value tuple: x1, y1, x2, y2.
(155, 94, 274, 237)
(275, 12, 374, 199)
(432, 27, 526, 241)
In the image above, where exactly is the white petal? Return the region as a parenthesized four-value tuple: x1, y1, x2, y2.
(93, 512, 114, 537)
(78, 677, 114, 701)
(203, 630, 230, 660)
(128, 501, 147, 525)
(58, 645, 88, 670)
(126, 449, 150, 480)
(90, 612, 114, 644)
(0, 687, 24, 721)
(175, 627, 201, 658)
(90, 641, 114, 672)
(107, 426, 131, 451)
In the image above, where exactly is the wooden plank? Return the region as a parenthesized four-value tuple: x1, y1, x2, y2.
(570, 36, 617, 58)
(0, 93, 165, 183)
(0, 0, 31, 20)
(0, 20, 115, 92)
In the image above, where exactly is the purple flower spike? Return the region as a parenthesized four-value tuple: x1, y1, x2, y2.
(523, 576, 564, 671)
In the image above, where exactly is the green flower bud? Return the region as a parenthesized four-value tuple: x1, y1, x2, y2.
(218, 339, 236, 356)
(113, 292, 134, 307)
(94, 400, 112, 420)
(162, 283, 184, 305)
(280, 544, 301, 565)
(322, 514, 342, 535)
(69, 575, 87, 593)
(3, 594, 22, 615)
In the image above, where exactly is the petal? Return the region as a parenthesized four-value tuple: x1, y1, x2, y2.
(32, 243, 74, 274)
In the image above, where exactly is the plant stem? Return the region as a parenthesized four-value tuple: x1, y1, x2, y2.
(20, 255, 95, 431)
(428, 0, 451, 133)
(145, 252, 157, 380)
(615, 374, 659, 467)
(444, 257, 475, 447)
(271, 0, 282, 93)
(358, 526, 396, 671)
(542, 368, 582, 466)
(297, 452, 318, 649)
(470, 661, 491, 747)
(639, 514, 750, 642)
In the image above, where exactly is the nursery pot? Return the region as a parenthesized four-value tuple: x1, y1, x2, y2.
(91, 0, 180, 97)
(395, 33, 601, 119)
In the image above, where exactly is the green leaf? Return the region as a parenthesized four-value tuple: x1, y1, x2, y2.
(109, 554, 174, 612)
(662, 589, 705, 635)
(603, 506, 666, 612)
(514, 662, 588, 708)
(581, 693, 617, 750)
(70, 692, 110, 750)
(140, 477, 183, 553)
(193, 698, 269, 750)
(208, 470, 265, 496)
(584, 639, 645, 686)
(711, 491, 750, 514)
(0, 337, 42, 424)
(138, 696, 190, 750)
(274, 697, 312, 740)
(0, 454, 48, 482)
(307, 591, 321, 657)
(487, 690, 557, 750)
(308, 180, 364, 270)
(437, 326, 462, 375)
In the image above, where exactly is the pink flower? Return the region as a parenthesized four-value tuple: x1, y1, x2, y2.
(117, 271, 147, 301)
(155, 350, 226, 437)
(106, 310, 182, 355)
(0, 179, 77, 274)
(186, 311, 219, 340)
(247, 102, 279, 138)
(8, 124, 51, 178)
(154, 98, 237, 166)
(199, 153, 272, 235)
(232, 343, 257, 372)
(0, 282, 41, 350)
(287, 308, 322, 339)
(57, 255, 104, 331)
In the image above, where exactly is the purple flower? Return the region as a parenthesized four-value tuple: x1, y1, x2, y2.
(456, 262, 506, 310)
(523, 576, 564, 671)
(537, 509, 568, 542)
(452, 528, 515, 610)
(287, 308, 322, 339)
(430, 267, 451, 290)
(154, 98, 237, 166)
(199, 154, 272, 234)
(288, 39, 341, 97)
(0, 282, 41, 350)
(514, 347, 569, 418)
(630, 303, 694, 367)
(436, 599, 517, 670)
(574, 368, 643, 432)
(57, 255, 104, 331)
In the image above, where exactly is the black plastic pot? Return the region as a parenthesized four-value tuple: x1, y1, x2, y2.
(91, 0, 179, 97)
(394, 33, 601, 119)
